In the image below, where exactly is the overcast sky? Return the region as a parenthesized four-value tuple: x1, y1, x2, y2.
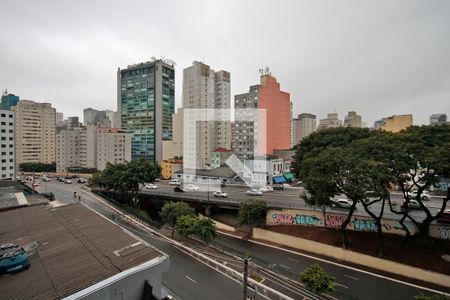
(1, 0, 449, 126)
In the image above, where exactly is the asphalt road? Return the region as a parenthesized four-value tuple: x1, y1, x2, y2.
(38, 181, 243, 300)
(37, 179, 450, 300)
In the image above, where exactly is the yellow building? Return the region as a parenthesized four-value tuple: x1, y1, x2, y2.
(381, 114, 412, 133)
(161, 158, 183, 180)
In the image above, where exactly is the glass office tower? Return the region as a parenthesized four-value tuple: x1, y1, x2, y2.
(117, 59, 175, 162)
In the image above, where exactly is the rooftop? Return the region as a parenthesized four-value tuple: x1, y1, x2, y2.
(0, 203, 164, 300)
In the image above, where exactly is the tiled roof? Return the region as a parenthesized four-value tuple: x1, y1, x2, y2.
(0, 203, 163, 300)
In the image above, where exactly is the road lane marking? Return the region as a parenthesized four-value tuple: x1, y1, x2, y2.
(344, 274, 359, 281)
(185, 275, 197, 283)
(279, 264, 292, 269)
(336, 283, 349, 289)
(288, 258, 299, 262)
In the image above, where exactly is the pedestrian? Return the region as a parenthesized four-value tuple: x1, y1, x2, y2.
(74, 191, 77, 198)
(78, 195, 81, 201)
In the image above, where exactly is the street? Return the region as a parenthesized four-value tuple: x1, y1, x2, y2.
(35, 179, 450, 300)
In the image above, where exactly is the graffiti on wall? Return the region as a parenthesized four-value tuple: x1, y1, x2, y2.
(272, 213, 294, 225)
(271, 213, 322, 226)
(439, 227, 450, 240)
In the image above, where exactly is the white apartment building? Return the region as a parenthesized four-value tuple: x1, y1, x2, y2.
(292, 113, 316, 146)
(56, 125, 131, 172)
(182, 61, 231, 169)
(12, 100, 56, 169)
(0, 110, 15, 179)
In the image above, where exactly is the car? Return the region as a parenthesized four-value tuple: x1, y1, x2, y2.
(259, 186, 274, 193)
(437, 209, 450, 223)
(407, 190, 430, 201)
(32, 182, 40, 187)
(332, 198, 353, 208)
(77, 178, 87, 184)
(247, 189, 263, 196)
(41, 177, 50, 182)
(184, 184, 199, 191)
(57, 176, 64, 182)
(145, 183, 158, 189)
(169, 179, 181, 186)
(64, 179, 72, 184)
(174, 186, 185, 192)
(402, 199, 422, 209)
(214, 191, 228, 198)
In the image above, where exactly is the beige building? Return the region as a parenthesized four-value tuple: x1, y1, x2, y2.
(343, 111, 362, 128)
(380, 114, 413, 133)
(292, 113, 316, 146)
(12, 100, 56, 169)
(162, 108, 184, 160)
(56, 125, 131, 172)
(318, 113, 342, 130)
(182, 61, 231, 169)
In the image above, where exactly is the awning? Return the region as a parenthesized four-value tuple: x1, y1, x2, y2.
(283, 173, 294, 182)
(273, 176, 286, 184)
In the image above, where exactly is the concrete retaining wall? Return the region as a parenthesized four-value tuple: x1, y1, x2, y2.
(253, 227, 450, 288)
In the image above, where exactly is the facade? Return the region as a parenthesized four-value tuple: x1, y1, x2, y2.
(343, 111, 362, 128)
(210, 147, 233, 169)
(0, 110, 15, 179)
(56, 125, 131, 172)
(234, 74, 291, 160)
(162, 108, 183, 160)
(160, 158, 183, 180)
(84, 108, 118, 128)
(430, 113, 447, 125)
(292, 113, 316, 146)
(374, 119, 384, 129)
(118, 59, 175, 162)
(105, 110, 119, 128)
(0, 91, 19, 110)
(12, 100, 56, 170)
(380, 114, 412, 133)
(318, 113, 342, 130)
(182, 61, 231, 169)
(244, 155, 284, 186)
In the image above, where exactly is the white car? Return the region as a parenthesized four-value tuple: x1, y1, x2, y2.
(259, 186, 274, 192)
(333, 198, 353, 208)
(184, 184, 199, 191)
(145, 183, 158, 189)
(169, 179, 181, 186)
(41, 177, 50, 182)
(64, 179, 72, 184)
(402, 199, 422, 209)
(407, 190, 430, 201)
(247, 189, 263, 196)
(214, 191, 228, 198)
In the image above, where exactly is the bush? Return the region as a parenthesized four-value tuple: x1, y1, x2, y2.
(300, 263, 336, 294)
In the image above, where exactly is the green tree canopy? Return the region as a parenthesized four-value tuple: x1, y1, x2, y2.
(237, 199, 268, 226)
(300, 263, 336, 294)
(160, 202, 195, 237)
(194, 218, 217, 244)
(175, 215, 197, 242)
(19, 162, 56, 173)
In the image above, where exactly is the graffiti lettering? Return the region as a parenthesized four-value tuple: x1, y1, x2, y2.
(272, 213, 294, 225)
(294, 215, 321, 226)
(352, 218, 377, 232)
(438, 227, 450, 240)
(325, 215, 349, 228)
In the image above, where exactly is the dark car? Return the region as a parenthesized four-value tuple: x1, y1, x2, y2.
(437, 209, 450, 223)
(174, 186, 185, 192)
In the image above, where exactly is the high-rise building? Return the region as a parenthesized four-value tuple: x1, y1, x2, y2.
(318, 113, 342, 130)
(0, 110, 15, 179)
(56, 125, 131, 172)
(118, 59, 175, 162)
(380, 114, 412, 132)
(84, 108, 119, 128)
(105, 110, 119, 128)
(292, 113, 316, 146)
(0, 90, 19, 110)
(343, 111, 362, 128)
(182, 61, 231, 169)
(162, 108, 183, 160)
(234, 74, 291, 159)
(430, 113, 447, 125)
(12, 100, 56, 169)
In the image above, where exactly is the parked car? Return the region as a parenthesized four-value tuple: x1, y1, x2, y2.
(402, 199, 422, 209)
(77, 178, 87, 184)
(174, 186, 185, 192)
(184, 184, 199, 191)
(214, 191, 228, 198)
(247, 189, 263, 196)
(145, 183, 158, 189)
(259, 186, 274, 193)
(169, 179, 181, 186)
(407, 190, 430, 201)
(437, 209, 450, 223)
(332, 198, 353, 208)
(64, 179, 72, 184)
(57, 177, 64, 182)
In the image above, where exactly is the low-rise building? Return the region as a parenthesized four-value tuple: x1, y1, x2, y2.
(210, 147, 233, 170)
(161, 158, 183, 180)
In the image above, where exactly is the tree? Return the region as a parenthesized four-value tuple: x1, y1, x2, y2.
(194, 218, 217, 244)
(160, 202, 195, 237)
(175, 215, 197, 242)
(300, 263, 336, 294)
(237, 199, 268, 226)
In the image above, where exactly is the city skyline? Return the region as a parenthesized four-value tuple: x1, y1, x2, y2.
(0, 0, 449, 126)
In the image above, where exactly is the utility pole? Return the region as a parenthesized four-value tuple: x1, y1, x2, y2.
(243, 258, 248, 300)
